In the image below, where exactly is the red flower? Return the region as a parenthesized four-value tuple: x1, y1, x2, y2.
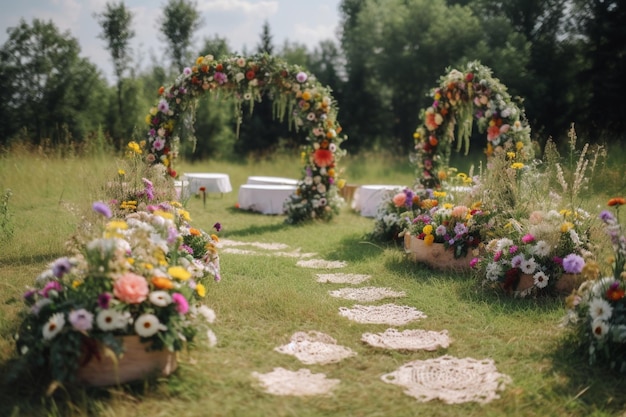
(607, 287, 625, 301)
(465, 72, 474, 82)
(199, 186, 206, 192)
(215, 63, 223, 72)
(313, 149, 334, 168)
(608, 197, 625, 206)
(246, 70, 256, 80)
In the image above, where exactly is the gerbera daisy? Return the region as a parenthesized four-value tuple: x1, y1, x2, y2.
(134, 314, 166, 337)
(533, 271, 549, 289)
(588, 297, 613, 322)
(149, 291, 172, 307)
(42, 313, 65, 340)
(313, 149, 334, 168)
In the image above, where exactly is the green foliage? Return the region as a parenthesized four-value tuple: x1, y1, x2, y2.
(0, 189, 14, 242)
(158, 0, 203, 71)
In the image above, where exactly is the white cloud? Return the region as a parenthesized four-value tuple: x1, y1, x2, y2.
(292, 23, 338, 48)
(198, 0, 279, 17)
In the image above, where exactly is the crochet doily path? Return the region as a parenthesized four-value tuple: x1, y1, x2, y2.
(252, 367, 340, 396)
(361, 328, 450, 351)
(274, 331, 356, 365)
(315, 273, 371, 284)
(338, 304, 427, 325)
(381, 355, 511, 404)
(296, 259, 348, 269)
(219, 239, 290, 250)
(328, 287, 406, 302)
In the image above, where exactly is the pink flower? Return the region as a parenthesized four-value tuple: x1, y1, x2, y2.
(470, 257, 479, 268)
(114, 273, 149, 304)
(392, 193, 407, 207)
(521, 234, 535, 244)
(172, 293, 189, 314)
(494, 250, 503, 262)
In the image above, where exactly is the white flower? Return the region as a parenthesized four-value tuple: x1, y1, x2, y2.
(495, 238, 514, 252)
(520, 257, 537, 274)
(197, 305, 216, 323)
(97, 309, 127, 331)
(533, 271, 549, 289)
(206, 329, 217, 347)
(486, 262, 503, 281)
(588, 297, 613, 322)
(134, 313, 166, 337)
(149, 291, 172, 307)
(591, 318, 609, 340)
(42, 312, 65, 340)
(532, 240, 551, 257)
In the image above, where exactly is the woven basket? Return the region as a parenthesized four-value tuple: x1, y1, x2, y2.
(404, 233, 471, 271)
(76, 336, 177, 387)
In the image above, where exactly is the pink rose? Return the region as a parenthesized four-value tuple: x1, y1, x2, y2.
(392, 193, 407, 207)
(114, 272, 149, 304)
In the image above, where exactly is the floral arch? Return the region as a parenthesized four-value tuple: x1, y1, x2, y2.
(140, 53, 347, 224)
(412, 61, 533, 189)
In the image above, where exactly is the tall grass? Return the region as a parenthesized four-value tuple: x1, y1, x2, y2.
(1, 147, 625, 417)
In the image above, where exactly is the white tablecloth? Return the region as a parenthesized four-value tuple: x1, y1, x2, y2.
(246, 176, 299, 186)
(183, 173, 232, 194)
(238, 184, 297, 215)
(174, 180, 190, 200)
(352, 185, 405, 217)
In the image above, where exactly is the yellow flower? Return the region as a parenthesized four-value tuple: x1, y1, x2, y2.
(196, 283, 206, 297)
(301, 90, 312, 101)
(413, 132, 420, 139)
(560, 222, 574, 233)
(127, 141, 142, 154)
(154, 210, 174, 220)
(516, 141, 524, 151)
(443, 203, 453, 209)
(433, 191, 447, 198)
(72, 280, 82, 288)
(456, 173, 468, 180)
(424, 234, 435, 245)
(210, 234, 219, 242)
(337, 179, 346, 189)
(559, 209, 572, 218)
(177, 209, 191, 222)
(506, 152, 516, 159)
(423, 224, 433, 235)
(511, 162, 524, 170)
(106, 220, 128, 231)
(145, 114, 152, 124)
(168, 266, 191, 281)
(149, 107, 157, 116)
(196, 56, 204, 65)
(143, 263, 153, 270)
(127, 258, 135, 265)
(118, 169, 125, 176)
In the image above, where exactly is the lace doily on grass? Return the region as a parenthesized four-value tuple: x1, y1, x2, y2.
(361, 328, 450, 351)
(329, 287, 406, 302)
(219, 239, 290, 250)
(338, 304, 427, 325)
(274, 331, 356, 365)
(381, 355, 511, 404)
(296, 259, 347, 269)
(221, 247, 316, 258)
(252, 367, 340, 396)
(316, 273, 371, 284)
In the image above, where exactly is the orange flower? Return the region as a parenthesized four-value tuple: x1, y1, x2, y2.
(189, 227, 201, 236)
(608, 197, 625, 206)
(429, 135, 438, 146)
(151, 276, 174, 290)
(313, 149, 334, 167)
(158, 86, 165, 95)
(606, 287, 625, 301)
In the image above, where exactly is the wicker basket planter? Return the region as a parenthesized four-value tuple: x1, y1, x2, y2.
(404, 233, 471, 271)
(76, 336, 177, 387)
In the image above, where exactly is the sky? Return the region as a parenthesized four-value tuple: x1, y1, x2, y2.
(0, 0, 343, 85)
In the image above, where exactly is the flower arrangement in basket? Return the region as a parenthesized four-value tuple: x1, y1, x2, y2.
(473, 208, 595, 296)
(565, 197, 626, 372)
(12, 200, 221, 386)
(368, 187, 421, 243)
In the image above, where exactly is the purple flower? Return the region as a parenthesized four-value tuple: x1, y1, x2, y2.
(92, 201, 112, 218)
(213, 222, 222, 232)
(454, 223, 468, 235)
(69, 309, 94, 331)
(167, 226, 179, 244)
(157, 99, 169, 114)
(296, 71, 308, 83)
(435, 225, 447, 236)
(181, 244, 194, 255)
(563, 253, 585, 274)
(183, 67, 192, 76)
(172, 293, 189, 314)
(509, 245, 519, 254)
(98, 293, 112, 309)
(52, 257, 72, 278)
(599, 210, 616, 224)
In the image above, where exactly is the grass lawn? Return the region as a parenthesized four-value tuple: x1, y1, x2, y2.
(0, 151, 624, 417)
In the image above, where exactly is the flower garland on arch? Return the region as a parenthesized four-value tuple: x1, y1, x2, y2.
(412, 61, 533, 189)
(140, 53, 347, 224)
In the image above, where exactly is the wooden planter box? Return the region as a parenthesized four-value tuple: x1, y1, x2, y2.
(403, 233, 471, 271)
(76, 336, 177, 387)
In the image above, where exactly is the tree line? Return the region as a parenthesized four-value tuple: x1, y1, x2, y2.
(0, 0, 623, 160)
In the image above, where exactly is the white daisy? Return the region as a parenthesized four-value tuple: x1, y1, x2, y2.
(206, 329, 218, 347)
(588, 297, 613, 322)
(533, 271, 549, 289)
(486, 262, 503, 281)
(42, 313, 65, 340)
(532, 240, 551, 257)
(134, 313, 166, 337)
(97, 309, 122, 331)
(591, 318, 609, 339)
(495, 238, 514, 252)
(197, 305, 216, 323)
(520, 257, 538, 274)
(149, 291, 172, 307)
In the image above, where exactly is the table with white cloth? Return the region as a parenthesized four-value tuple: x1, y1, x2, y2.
(183, 173, 232, 195)
(351, 184, 405, 217)
(238, 184, 297, 215)
(246, 176, 299, 186)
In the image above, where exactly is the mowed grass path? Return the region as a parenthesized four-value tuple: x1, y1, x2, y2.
(0, 152, 624, 417)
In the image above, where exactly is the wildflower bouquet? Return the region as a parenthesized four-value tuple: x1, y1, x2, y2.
(368, 187, 421, 243)
(407, 195, 488, 259)
(566, 198, 626, 372)
(474, 208, 594, 296)
(12, 201, 221, 385)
